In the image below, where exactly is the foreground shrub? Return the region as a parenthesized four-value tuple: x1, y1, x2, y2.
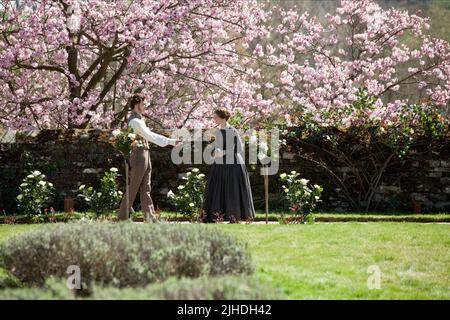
(0, 276, 283, 300)
(0, 269, 21, 289)
(91, 276, 283, 300)
(0, 222, 253, 289)
(0, 278, 73, 300)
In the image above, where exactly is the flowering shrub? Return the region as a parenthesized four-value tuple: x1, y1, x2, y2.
(77, 168, 123, 216)
(167, 168, 206, 221)
(279, 171, 323, 224)
(16, 171, 55, 216)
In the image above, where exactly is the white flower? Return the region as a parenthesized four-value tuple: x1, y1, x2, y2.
(32, 170, 41, 177)
(177, 185, 185, 190)
(118, 191, 123, 196)
(48, 183, 53, 187)
(186, 172, 192, 176)
(284, 188, 289, 193)
(27, 175, 34, 179)
(97, 192, 102, 197)
(189, 203, 195, 207)
(291, 171, 297, 175)
(38, 181, 46, 186)
(315, 196, 320, 200)
(280, 173, 287, 179)
(110, 167, 118, 172)
(17, 194, 23, 200)
(191, 168, 199, 173)
(79, 185, 86, 190)
(167, 190, 175, 198)
(112, 129, 121, 137)
(300, 179, 309, 186)
(20, 183, 28, 187)
(198, 174, 205, 178)
(128, 133, 136, 140)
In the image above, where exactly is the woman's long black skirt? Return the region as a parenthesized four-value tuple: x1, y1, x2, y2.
(202, 160, 256, 222)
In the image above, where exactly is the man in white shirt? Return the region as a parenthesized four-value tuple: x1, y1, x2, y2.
(118, 94, 178, 222)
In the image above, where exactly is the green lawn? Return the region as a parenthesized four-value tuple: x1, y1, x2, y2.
(217, 223, 450, 299)
(0, 222, 449, 299)
(0, 224, 39, 242)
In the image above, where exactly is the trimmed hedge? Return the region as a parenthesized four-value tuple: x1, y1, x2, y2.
(0, 222, 253, 288)
(0, 276, 283, 300)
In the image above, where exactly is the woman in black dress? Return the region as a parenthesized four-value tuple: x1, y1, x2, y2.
(202, 108, 256, 222)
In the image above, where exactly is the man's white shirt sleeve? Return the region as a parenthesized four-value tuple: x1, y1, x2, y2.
(129, 118, 176, 147)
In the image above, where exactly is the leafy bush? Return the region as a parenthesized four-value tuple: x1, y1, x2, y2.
(397, 103, 449, 141)
(167, 168, 206, 220)
(279, 171, 323, 223)
(16, 170, 55, 215)
(0, 268, 22, 289)
(77, 168, 123, 215)
(287, 89, 450, 212)
(91, 276, 283, 300)
(0, 222, 253, 290)
(0, 276, 283, 300)
(0, 278, 73, 300)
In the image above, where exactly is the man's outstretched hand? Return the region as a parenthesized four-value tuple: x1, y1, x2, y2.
(171, 138, 183, 147)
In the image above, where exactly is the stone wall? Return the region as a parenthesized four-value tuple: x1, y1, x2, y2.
(0, 129, 449, 214)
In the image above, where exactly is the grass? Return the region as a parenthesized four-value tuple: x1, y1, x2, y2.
(0, 224, 39, 242)
(0, 222, 449, 299)
(313, 213, 450, 223)
(3, 211, 449, 224)
(218, 223, 450, 299)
